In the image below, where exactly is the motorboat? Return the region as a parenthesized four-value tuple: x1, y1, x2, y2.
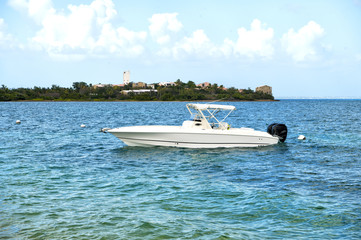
(107, 103, 287, 148)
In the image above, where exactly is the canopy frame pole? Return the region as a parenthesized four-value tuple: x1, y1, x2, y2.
(186, 103, 236, 130)
(198, 109, 212, 129)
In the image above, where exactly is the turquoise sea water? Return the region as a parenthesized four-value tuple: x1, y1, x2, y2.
(0, 100, 360, 239)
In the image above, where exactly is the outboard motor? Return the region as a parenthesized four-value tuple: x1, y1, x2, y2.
(267, 123, 288, 143)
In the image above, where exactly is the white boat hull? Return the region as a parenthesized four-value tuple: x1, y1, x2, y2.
(108, 125, 279, 148)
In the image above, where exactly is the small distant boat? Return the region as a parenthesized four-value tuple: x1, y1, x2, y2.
(108, 103, 287, 148)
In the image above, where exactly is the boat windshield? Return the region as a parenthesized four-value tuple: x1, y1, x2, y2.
(186, 103, 236, 129)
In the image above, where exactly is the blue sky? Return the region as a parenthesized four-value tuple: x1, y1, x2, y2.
(1, 0, 361, 98)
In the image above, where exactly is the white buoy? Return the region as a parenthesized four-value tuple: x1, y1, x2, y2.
(16, 120, 21, 124)
(298, 135, 306, 140)
(80, 124, 86, 128)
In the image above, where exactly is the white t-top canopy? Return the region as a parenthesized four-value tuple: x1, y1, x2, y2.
(187, 103, 236, 111)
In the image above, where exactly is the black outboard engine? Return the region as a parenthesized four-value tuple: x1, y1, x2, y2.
(267, 123, 288, 143)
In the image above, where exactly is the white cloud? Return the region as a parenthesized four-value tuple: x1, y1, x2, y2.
(149, 14, 222, 59)
(95, 24, 146, 56)
(156, 19, 275, 60)
(6, 1, 329, 63)
(225, 19, 274, 59)
(10, 0, 147, 59)
(28, 0, 53, 23)
(8, 0, 54, 23)
(168, 29, 219, 59)
(8, 0, 28, 11)
(0, 18, 18, 49)
(149, 13, 183, 44)
(281, 21, 325, 61)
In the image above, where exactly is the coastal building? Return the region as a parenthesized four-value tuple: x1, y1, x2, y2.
(121, 89, 157, 95)
(159, 82, 176, 87)
(93, 84, 105, 89)
(132, 82, 147, 88)
(123, 71, 130, 85)
(93, 84, 113, 89)
(256, 85, 272, 95)
(148, 84, 156, 89)
(197, 82, 211, 88)
(93, 84, 124, 89)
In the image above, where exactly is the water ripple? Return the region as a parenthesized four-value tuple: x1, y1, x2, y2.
(0, 100, 360, 239)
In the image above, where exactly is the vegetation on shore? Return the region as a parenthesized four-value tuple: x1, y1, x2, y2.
(0, 80, 274, 101)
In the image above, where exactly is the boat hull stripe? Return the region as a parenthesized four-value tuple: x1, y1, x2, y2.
(118, 137, 273, 145)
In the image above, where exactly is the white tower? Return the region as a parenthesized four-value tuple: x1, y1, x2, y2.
(123, 71, 130, 85)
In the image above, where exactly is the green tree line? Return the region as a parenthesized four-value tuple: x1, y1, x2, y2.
(0, 80, 274, 101)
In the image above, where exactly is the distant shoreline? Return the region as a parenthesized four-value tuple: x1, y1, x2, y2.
(1, 82, 275, 101)
(1, 99, 280, 103)
(3, 99, 361, 103)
